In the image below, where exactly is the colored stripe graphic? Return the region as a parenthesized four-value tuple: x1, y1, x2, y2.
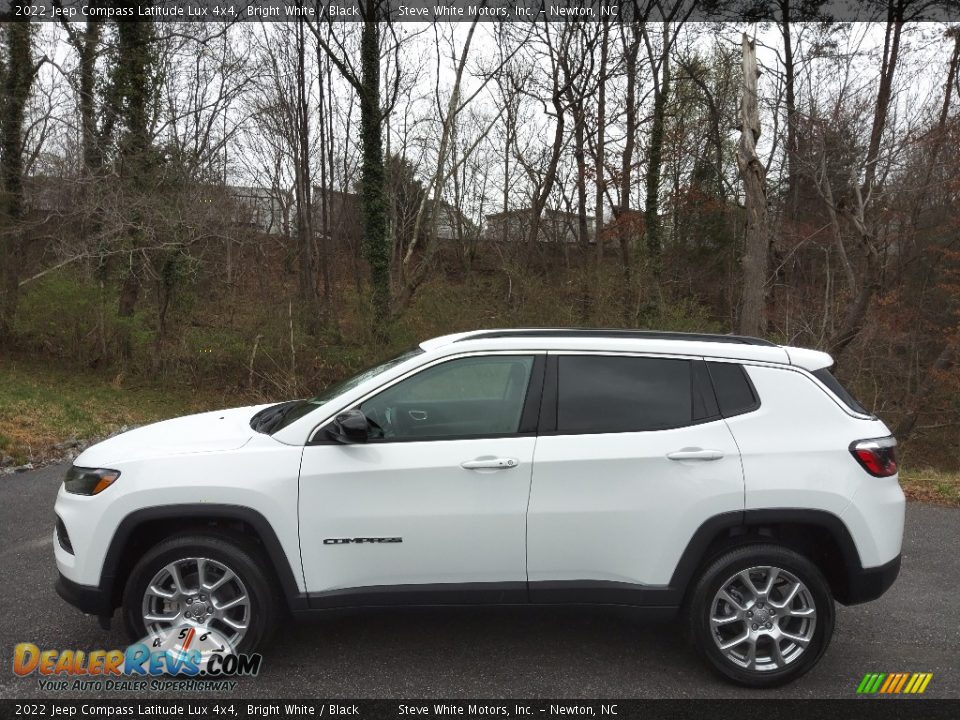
(858, 672, 932, 694)
(893, 673, 910, 693)
(879, 674, 896, 693)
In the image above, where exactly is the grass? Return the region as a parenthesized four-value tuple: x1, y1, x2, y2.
(0, 355, 248, 464)
(898, 467, 960, 507)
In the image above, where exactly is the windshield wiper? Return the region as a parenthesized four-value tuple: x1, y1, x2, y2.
(250, 400, 301, 434)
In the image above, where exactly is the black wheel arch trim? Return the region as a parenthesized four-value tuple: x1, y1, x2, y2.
(99, 503, 307, 612)
(668, 507, 894, 606)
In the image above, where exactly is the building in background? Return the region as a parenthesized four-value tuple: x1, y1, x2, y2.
(484, 208, 595, 244)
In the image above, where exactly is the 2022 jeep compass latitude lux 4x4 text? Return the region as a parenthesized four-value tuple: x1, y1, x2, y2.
(53, 329, 904, 687)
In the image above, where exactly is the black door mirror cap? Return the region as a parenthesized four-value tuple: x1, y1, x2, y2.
(328, 409, 370, 444)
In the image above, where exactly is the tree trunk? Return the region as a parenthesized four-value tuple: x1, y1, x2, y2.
(595, 18, 609, 301)
(572, 103, 590, 320)
(524, 94, 565, 263)
(616, 22, 640, 323)
(358, 8, 389, 334)
(79, 18, 101, 172)
(643, 23, 670, 287)
(112, 20, 155, 360)
(736, 33, 770, 337)
(316, 40, 333, 312)
(0, 17, 35, 340)
(294, 19, 321, 334)
(779, 4, 799, 216)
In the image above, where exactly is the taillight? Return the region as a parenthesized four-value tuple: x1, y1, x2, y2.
(849, 436, 898, 477)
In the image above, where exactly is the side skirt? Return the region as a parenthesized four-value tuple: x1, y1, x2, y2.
(298, 580, 681, 618)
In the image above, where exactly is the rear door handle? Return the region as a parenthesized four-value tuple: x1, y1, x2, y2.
(666, 448, 725, 461)
(461, 458, 519, 470)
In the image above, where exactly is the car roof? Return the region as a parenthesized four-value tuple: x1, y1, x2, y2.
(420, 328, 833, 372)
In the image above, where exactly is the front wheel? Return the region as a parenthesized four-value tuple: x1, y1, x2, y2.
(688, 544, 835, 687)
(122, 532, 280, 654)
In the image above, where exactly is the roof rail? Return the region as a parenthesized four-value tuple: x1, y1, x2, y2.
(453, 328, 778, 347)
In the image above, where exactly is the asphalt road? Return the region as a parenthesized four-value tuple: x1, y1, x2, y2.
(1, 463, 957, 700)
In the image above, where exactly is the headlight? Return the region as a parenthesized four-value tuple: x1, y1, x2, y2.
(64, 466, 121, 496)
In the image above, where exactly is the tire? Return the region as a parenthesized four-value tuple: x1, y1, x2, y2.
(122, 531, 281, 654)
(687, 543, 835, 688)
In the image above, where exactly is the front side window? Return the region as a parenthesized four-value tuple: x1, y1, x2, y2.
(258, 347, 424, 434)
(360, 355, 535, 441)
(557, 355, 693, 433)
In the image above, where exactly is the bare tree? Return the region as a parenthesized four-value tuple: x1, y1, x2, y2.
(826, 3, 907, 359)
(736, 33, 770, 337)
(307, 1, 412, 335)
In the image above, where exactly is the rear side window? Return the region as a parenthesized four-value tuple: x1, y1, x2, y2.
(557, 356, 694, 433)
(706, 362, 760, 417)
(812, 368, 870, 415)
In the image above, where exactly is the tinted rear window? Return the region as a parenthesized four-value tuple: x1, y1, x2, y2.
(706, 362, 759, 417)
(557, 356, 693, 433)
(812, 368, 870, 415)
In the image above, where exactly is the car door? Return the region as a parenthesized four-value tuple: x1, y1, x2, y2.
(527, 353, 744, 604)
(298, 353, 544, 606)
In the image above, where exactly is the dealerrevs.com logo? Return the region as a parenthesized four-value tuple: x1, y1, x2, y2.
(12, 625, 262, 692)
(856, 672, 934, 695)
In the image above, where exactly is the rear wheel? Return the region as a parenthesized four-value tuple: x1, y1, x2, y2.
(688, 544, 835, 687)
(122, 533, 280, 654)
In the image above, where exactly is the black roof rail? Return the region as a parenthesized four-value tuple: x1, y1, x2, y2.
(454, 329, 779, 347)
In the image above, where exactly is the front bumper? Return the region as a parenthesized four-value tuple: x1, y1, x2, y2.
(839, 553, 901, 605)
(55, 572, 112, 616)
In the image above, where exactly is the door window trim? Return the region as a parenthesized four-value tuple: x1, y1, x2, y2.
(537, 351, 722, 437)
(307, 352, 546, 445)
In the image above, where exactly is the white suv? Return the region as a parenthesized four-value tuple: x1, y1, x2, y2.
(53, 329, 904, 686)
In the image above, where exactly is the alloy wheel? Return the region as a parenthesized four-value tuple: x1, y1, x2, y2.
(709, 565, 817, 672)
(141, 556, 251, 648)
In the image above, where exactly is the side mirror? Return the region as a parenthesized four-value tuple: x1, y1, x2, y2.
(327, 409, 370, 444)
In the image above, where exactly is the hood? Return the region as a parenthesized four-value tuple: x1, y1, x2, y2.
(75, 403, 275, 466)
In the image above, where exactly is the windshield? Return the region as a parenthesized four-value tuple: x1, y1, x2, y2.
(252, 347, 424, 434)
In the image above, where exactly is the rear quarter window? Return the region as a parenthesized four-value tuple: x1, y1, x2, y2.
(812, 368, 871, 415)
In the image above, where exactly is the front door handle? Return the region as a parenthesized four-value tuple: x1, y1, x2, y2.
(461, 457, 519, 470)
(666, 448, 725, 461)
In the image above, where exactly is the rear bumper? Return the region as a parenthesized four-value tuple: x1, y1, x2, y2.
(55, 572, 112, 616)
(839, 553, 901, 605)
